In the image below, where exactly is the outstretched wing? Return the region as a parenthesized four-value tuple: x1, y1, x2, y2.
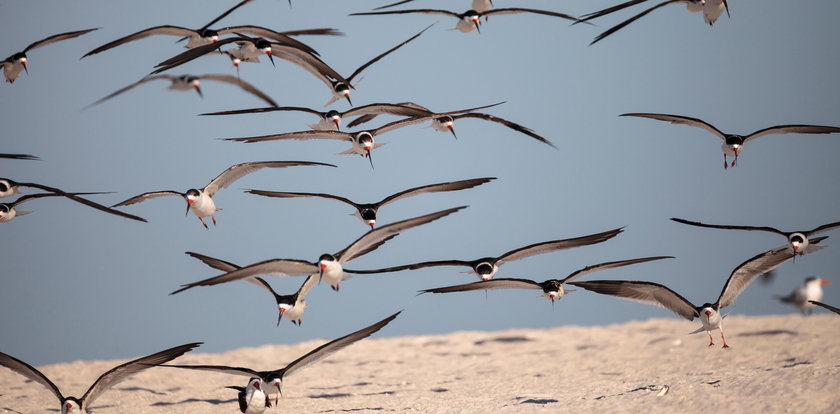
(111, 191, 184, 207)
(670, 217, 784, 236)
(378, 177, 495, 207)
(345, 24, 432, 83)
(744, 125, 840, 143)
(717, 246, 797, 309)
(498, 227, 624, 265)
(171, 258, 317, 295)
(621, 112, 726, 139)
(481, 8, 580, 23)
(809, 301, 840, 315)
(0, 351, 65, 403)
(224, 130, 354, 144)
(82, 26, 197, 57)
(452, 112, 555, 148)
(568, 280, 698, 320)
(560, 256, 674, 284)
(85, 75, 175, 108)
(204, 161, 335, 197)
(246, 190, 358, 209)
(82, 342, 201, 407)
(24, 28, 98, 53)
(421, 278, 542, 294)
(589, 0, 688, 45)
(198, 74, 278, 106)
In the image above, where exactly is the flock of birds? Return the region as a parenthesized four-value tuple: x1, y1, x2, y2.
(2, 0, 839, 413)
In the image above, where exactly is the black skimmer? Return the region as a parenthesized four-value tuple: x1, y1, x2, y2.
(569, 242, 826, 348)
(152, 25, 431, 106)
(580, 0, 728, 45)
(222, 112, 445, 169)
(0, 153, 39, 160)
(345, 227, 625, 281)
(777, 277, 831, 315)
(620, 113, 840, 169)
(200, 101, 502, 131)
(0, 342, 200, 413)
(420, 256, 673, 305)
(350, 8, 581, 34)
(670, 217, 840, 256)
(186, 251, 317, 326)
(171, 206, 465, 293)
(246, 177, 495, 228)
(111, 161, 334, 228)
(344, 102, 556, 147)
(158, 311, 400, 405)
(85, 74, 278, 108)
(808, 300, 840, 315)
(2, 28, 97, 83)
(0, 192, 146, 223)
(226, 378, 271, 413)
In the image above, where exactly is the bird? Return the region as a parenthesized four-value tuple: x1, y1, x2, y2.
(186, 251, 317, 326)
(620, 113, 840, 169)
(200, 101, 503, 131)
(157, 311, 400, 405)
(349, 8, 581, 34)
(345, 227, 625, 281)
(222, 112, 447, 169)
(420, 256, 674, 305)
(0, 153, 39, 160)
(171, 206, 466, 293)
(85, 74, 278, 108)
(152, 25, 431, 106)
(670, 217, 840, 256)
(2, 28, 98, 83)
(777, 277, 831, 315)
(0, 192, 146, 223)
(226, 378, 271, 414)
(0, 342, 201, 413)
(579, 0, 729, 45)
(808, 300, 840, 315)
(245, 176, 495, 228)
(80, 0, 325, 58)
(111, 161, 334, 228)
(568, 242, 826, 348)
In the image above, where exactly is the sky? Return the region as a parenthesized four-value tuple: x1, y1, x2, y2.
(1, 0, 839, 366)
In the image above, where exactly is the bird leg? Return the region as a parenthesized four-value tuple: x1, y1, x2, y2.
(723, 154, 728, 170)
(198, 217, 209, 229)
(212, 215, 217, 226)
(720, 330, 730, 349)
(707, 331, 715, 347)
(731, 154, 738, 168)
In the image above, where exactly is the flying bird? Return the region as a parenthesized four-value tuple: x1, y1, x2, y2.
(0, 342, 200, 413)
(777, 277, 831, 315)
(420, 256, 673, 304)
(350, 8, 581, 34)
(246, 177, 495, 228)
(226, 378, 271, 414)
(186, 251, 317, 326)
(346, 227, 625, 281)
(580, 0, 729, 45)
(808, 300, 840, 315)
(85, 74, 278, 108)
(621, 113, 840, 169)
(0, 192, 146, 223)
(2, 28, 97, 83)
(157, 311, 400, 405)
(111, 161, 334, 228)
(569, 242, 825, 348)
(172, 206, 465, 293)
(670, 217, 840, 256)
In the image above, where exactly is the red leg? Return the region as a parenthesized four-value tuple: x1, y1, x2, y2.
(721, 331, 730, 349)
(723, 154, 728, 169)
(708, 332, 715, 347)
(199, 217, 209, 229)
(211, 215, 217, 226)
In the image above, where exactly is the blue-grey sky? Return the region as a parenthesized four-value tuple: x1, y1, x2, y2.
(1, 1, 839, 366)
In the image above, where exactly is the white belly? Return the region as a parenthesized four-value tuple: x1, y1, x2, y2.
(190, 194, 217, 218)
(3, 61, 24, 83)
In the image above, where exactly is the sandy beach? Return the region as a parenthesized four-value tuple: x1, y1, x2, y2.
(1, 314, 838, 413)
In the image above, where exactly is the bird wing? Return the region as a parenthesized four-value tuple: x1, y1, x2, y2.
(204, 161, 334, 197)
(481, 8, 580, 23)
(589, 0, 688, 45)
(336, 206, 466, 263)
(111, 191, 184, 207)
(568, 280, 699, 320)
(82, 26, 196, 57)
(744, 125, 840, 143)
(246, 190, 358, 208)
(55, 194, 148, 222)
(498, 227, 624, 265)
(670, 217, 784, 236)
(82, 342, 201, 407)
(560, 256, 674, 284)
(85, 75, 174, 108)
(200, 106, 324, 117)
(224, 130, 354, 144)
(151, 36, 243, 74)
(24, 28, 98, 53)
(0, 351, 65, 403)
(452, 112, 556, 148)
(156, 364, 261, 378)
(0, 153, 39, 160)
(9, 192, 69, 207)
(620, 112, 726, 139)
(280, 311, 400, 379)
(421, 278, 542, 294)
(296, 273, 318, 299)
(806, 221, 840, 236)
(186, 251, 240, 272)
(809, 301, 840, 315)
(378, 177, 495, 207)
(373, 0, 417, 10)
(349, 9, 462, 19)
(171, 259, 317, 294)
(269, 44, 349, 88)
(717, 246, 797, 309)
(197, 74, 278, 106)
(216, 25, 321, 56)
(343, 102, 432, 120)
(344, 259, 473, 274)
(279, 28, 344, 37)
(200, 0, 253, 30)
(345, 24, 432, 83)
(579, 0, 651, 21)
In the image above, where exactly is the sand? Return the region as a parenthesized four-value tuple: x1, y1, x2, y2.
(1, 314, 838, 413)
